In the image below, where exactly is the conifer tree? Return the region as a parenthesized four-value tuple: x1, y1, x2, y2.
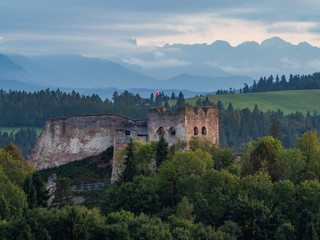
(23, 175, 37, 208)
(176, 92, 185, 108)
(122, 140, 137, 182)
(155, 135, 169, 168)
(53, 177, 72, 207)
(32, 172, 49, 207)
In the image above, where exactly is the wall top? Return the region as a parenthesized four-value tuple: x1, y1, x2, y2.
(47, 113, 147, 122)
(148, 106, 217, 115)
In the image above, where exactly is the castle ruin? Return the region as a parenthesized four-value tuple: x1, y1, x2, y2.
(28, 106, 219, 182)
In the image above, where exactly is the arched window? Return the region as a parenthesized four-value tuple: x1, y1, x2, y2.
(170, 127, 176, 136)
(157, 127, 164, 136)
(202, 126, 207, 135)
(194, 127, 198, 136)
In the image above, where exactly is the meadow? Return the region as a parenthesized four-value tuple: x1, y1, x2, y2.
(185, 89, 320, 115)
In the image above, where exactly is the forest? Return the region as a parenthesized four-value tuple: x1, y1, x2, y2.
(1, 86, 320, 239)
(2, 132, 320, 239)
(0, 88, 320, 156)
(242, 72, 320, 93)
(0, 128, 37, 158)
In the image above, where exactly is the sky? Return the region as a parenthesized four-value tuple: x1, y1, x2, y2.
(1, 0, 320, 57)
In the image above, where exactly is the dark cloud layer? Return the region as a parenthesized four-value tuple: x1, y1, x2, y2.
(1, 0, 320, 56)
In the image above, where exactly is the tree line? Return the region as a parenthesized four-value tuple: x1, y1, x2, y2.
(0, 128, 37, 158)
(217, 102, 320, 152)
(242, 72, 320, 93)
(0, 89, 185, 127)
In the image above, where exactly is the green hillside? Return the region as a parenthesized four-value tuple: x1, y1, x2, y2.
(186, 89, 320, 115)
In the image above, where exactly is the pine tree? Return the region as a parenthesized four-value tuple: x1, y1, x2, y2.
(53, 178, 72, 207)
(32, 172, 49, 207)
(176, 196, 194, 222)
(171, 92, 176, 100)
(270, 119, 281, 140)
(217, 100, 224, 110)
(122, 140, 137, 182)
(155, 135, 169, 168)
(23, 175, 37, 209)
(176, 92, 185, 108)
(150, 93, 154, 103)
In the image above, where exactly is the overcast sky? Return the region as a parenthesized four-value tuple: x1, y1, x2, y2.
(1, 0, 320, 57)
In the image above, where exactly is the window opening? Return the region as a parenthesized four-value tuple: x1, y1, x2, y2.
(157, 127, 164, 136)
(170, 127, 176, 136)
(202, 126, 207, 135)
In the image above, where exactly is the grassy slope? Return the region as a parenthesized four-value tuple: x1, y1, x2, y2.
(38, 147, 114, 185)
(185, 89, 320, 115)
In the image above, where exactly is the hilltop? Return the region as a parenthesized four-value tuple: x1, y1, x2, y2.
(186, 89, 320, 115)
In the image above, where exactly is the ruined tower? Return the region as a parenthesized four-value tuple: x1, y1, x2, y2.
(111, 106, 219, 182)
(147, 106, 219, 145)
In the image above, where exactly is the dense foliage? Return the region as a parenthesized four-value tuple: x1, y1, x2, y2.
(2, 132, 320, 239)
(217, 102, 320, 152)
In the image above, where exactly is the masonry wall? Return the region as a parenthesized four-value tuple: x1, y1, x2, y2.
(28, 114, 146, 170)
(147, 107, 186, 146)
(184, 106, 219, 144)
(111, 128, 148, 183)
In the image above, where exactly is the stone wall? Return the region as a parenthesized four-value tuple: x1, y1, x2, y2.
(184, 106, 219, 144)
(28, 114, 146, 170)
(147, 107, 186, 146)
(29, 107, 219, 178)
(147, 106, 219, 146)
(111, 127, 148, 183)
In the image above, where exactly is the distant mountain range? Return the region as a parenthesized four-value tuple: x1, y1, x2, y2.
(1, 36, 320, 99)
(0, 53, 253, 99)
(131, 37, 320, 79)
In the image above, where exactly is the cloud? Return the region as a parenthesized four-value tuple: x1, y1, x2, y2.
(280, 57, 301, 69)
(220, 65, 279, 75)
(0, 33, 145, 57)
(306, 59, 320, 70)
(1, 0, 320, 56)
(123, 57, 190, 69)
(267, 21, 317, 34)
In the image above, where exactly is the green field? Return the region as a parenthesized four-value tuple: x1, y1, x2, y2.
(185, 89, 320, 115)
(0, 127, 43, 136)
